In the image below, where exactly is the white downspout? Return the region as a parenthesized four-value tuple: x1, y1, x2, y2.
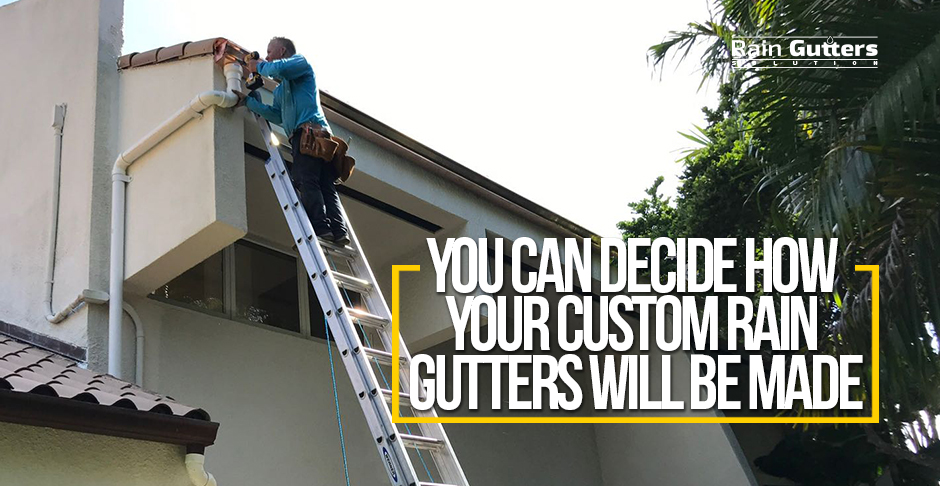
(185, 453, 218, 486)
(44, 103, 110, 322)
(122, 301, 145, 386)
(108, 62, 243, 379)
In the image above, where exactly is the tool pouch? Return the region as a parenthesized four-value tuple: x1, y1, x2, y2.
(297, 123, 356, 183)
(329, 137, 356, 184)
(298, 123, 338, 160)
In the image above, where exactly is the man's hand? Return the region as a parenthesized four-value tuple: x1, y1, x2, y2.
(235, 91, 248, 107)
(247, 58, 260, 73)
(236, 89, 261, 108)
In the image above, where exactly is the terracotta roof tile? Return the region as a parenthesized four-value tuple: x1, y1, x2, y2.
(156, 41, 188, 63)
(130, 47, 160, 67)
(118, 37, 251, 71)
(0, 335, 210, 421)
(182, 38, 222, 60)
(1, 340, 31, 355)
(117, 52, 135, 69)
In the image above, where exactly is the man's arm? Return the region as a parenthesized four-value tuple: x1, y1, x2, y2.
(256, 55, 309, 81)
(246, 89, 282, 125)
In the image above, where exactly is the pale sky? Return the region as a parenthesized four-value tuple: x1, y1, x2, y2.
(16, 0, 719, 237)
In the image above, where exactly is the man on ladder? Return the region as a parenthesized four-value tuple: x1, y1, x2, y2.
(245, 36, 350, 246)
(246, 37, 469, 486)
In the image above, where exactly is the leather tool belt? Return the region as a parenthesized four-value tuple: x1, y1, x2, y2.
(297, 122, 356, 183)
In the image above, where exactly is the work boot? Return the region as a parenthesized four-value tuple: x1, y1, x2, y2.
(330, 232, 350, 246)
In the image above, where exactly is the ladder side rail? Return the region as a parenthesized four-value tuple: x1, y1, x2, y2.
(256, 116, 421, 486)
(265, 141, 419, 486)
(265, 150, 416, 485)
(333, 201, 429, 407)
(335, 201, 470, 486)
(381, 326, 470, 486)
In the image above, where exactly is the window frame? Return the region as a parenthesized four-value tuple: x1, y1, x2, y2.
(148, 235, 327, 342)
(148, 250, 228, 319)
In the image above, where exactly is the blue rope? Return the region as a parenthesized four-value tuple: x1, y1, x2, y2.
(326, 253, 436, 483)
(325, 315, 352, 486)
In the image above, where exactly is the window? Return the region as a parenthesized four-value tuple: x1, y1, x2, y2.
(235, 240, 300, 333)
(150, 238, 337, 340)
(151, 250, 225, 315)
(308, 282, 327, 339)
(308, 281, 365, 342)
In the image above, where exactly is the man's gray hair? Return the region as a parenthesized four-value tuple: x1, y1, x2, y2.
(271, 36, 296, 56)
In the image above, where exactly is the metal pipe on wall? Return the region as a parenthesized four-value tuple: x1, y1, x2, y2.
(108, 62, 243, 379)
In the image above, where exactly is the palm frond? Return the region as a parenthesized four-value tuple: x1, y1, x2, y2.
(857, 33, 940, 143)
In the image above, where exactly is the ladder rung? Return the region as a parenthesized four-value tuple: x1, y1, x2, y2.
(318, 238, 359, 259)
(255, 113, 468, 486)
(362, 347, 407, 366)
(347, 308, 389, 328)
(399, 433, 445, 452)
(332, 272, 373, 293)
(380, 388, 412, 407)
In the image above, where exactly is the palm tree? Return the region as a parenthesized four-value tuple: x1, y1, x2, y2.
(650, 0, 940, 474)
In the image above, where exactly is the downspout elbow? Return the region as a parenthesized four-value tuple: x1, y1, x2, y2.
(45, 293, 84, 323)
(185, 453, 217, 486)
(192, 62, 243, 109)
(45, 290, 109, 324)
(192, 90, 238, 111)
(122, 301, 145, 386)
(112, 153, 131, 177)
(111, 62, 243, 176)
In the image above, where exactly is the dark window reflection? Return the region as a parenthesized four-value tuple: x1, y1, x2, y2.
(235, 240, 300, 333)
(151, 250, 224, 313)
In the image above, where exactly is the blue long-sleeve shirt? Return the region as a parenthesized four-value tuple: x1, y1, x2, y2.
(246, 54, 331, 135)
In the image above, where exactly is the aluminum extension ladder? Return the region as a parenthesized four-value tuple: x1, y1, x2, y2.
(253, 114, 469, 486)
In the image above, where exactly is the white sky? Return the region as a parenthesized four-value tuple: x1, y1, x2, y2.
(15, 0, 719, 237)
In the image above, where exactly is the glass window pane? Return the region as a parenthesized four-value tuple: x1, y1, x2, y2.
(150, 251, 224, 313)
(309, 282, 365, 342)
(308, 282, 327, 340)
(235, 241, 300, 333)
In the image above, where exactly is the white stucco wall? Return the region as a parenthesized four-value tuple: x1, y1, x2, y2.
(126, 293, 753, 486)
(1, 2, 755, 482)
(126, 296, 389, 485)
(127, 293, 611, 486)
(594, 423, 755, 486)
(226, 108, 755, 485)
(328, 117, 609, 352)
(0, 0, 122, 352)
(448, 422, 606, 485)
(0, 421, 193, 486)
(119, 56, 247, 295)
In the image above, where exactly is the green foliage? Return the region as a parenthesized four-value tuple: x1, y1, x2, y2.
(618, 84, 778, 247)
(618, 83, 785, 288)
(673, 84, 784, 266)
(643, 0, 940, 481)
(616, 176, 676, 240)
(755, 426, 886, 486)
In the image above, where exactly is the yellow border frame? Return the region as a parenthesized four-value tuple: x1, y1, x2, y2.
(391, 264, 879, 424)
